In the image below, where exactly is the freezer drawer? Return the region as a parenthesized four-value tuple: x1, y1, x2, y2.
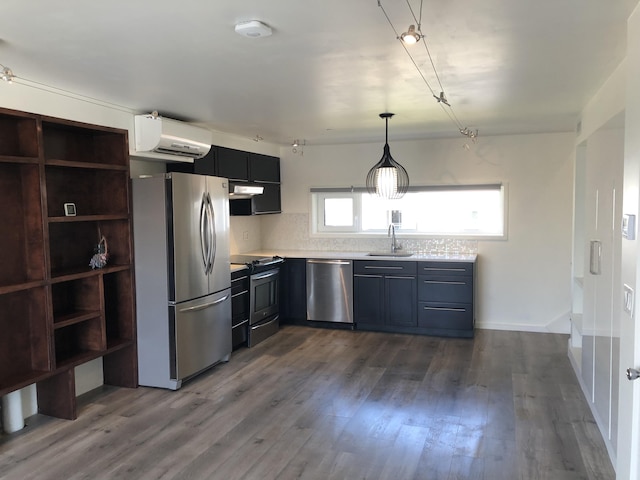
(170, 288, 232, 383)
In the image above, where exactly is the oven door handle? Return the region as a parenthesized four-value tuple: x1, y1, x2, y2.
(251, 270, 279, 281)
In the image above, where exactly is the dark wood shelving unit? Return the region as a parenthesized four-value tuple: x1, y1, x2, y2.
(0, 107, 137, 419)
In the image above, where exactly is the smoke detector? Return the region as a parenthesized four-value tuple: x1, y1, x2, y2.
(235, 20, 272, 38)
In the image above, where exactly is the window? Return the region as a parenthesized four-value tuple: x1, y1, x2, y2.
(311, 184, 506, 238)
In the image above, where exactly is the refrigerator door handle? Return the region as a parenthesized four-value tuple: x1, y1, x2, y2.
(199, 192, 209, 274)
(178, 294, 230, 313)
(206, 192, 216, 275)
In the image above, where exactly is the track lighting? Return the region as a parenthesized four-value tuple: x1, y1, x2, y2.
(378, 0, 479, 142)
(0, 65, 14, 83)
(292, 139, 305, 155)
(366, 113, 409, 199)
(400, 25, 421, 45)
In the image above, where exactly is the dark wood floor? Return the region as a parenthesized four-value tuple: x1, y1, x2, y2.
(0, 326, 614, 480)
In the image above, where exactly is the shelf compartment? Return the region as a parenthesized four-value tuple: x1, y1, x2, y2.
(0, 111, 39, 158)
(0, 162, 45, 288)
(0, 287, 51, 392)
(41, 120, 128, 167)
(48, 219, 132, 275)
(104, 269, 135, 346)
(54, 316, 105, 368)
(51, 276, 102, 328)
(45, 166, 129, 217)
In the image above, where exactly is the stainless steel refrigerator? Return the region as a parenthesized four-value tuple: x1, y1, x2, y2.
(132, 172, 232, 390)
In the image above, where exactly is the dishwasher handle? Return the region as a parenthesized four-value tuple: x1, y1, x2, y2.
(307, 259, 352, 265)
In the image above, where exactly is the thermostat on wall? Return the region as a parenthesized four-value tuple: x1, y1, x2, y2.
(64, 203, 76, 216)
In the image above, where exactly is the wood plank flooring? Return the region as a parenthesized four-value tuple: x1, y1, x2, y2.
(0, 326, 615, 480)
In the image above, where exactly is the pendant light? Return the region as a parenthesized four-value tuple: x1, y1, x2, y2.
(366, 113, 409, 199)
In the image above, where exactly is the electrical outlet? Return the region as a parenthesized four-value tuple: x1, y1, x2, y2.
(242, 231, 249, 241)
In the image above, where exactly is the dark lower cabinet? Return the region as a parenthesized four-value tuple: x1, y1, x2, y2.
(386, 276, 417, 327)
(417, 261, 475, 338)
(231, 269, 249, 349)
(353, 273, 385, 326)
(279, 258, 307, 323)
(354, 259, 475, 338)
(354, 260, 416, 331)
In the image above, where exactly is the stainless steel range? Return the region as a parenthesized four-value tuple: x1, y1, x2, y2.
(230, 255, 284, 347)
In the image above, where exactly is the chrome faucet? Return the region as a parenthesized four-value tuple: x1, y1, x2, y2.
(388, 224, 402, 252)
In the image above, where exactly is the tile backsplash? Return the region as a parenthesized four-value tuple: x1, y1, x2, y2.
(260, 213, 478, 255)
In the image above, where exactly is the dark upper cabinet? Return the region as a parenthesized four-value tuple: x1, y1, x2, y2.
(165, 146, 217, 175)
(249, 153, 280, 183)
(193, 146, 218, 176)
(168, 145, 281, 215)
(252, 183, 281, 214)
(217, 147, 249, 181)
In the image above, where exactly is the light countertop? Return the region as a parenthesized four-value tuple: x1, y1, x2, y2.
(239, 249, 477, 263)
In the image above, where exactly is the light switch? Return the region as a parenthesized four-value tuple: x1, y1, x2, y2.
(624, 284, 634, 316)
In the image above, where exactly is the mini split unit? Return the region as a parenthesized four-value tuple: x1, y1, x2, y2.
(133, 114, 212, 163)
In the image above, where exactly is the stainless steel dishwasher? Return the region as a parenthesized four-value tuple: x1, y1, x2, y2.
(306, 259, 353, 324)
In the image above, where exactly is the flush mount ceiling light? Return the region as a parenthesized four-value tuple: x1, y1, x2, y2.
(400, 25, 422, 45)
(366, 113, 409, 199)
(235, 20, 272, 38)
(0, 64, 14, 83)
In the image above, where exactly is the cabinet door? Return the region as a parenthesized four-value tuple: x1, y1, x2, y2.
(354, 274, 384, 326)
(385, 276, 417, 327)
(280, 258, 307, 322)
(252, 183, 281, 214)
(216, 147, 249, 181)
(249, 154, 280, 182)
(193, 146, 218, 176)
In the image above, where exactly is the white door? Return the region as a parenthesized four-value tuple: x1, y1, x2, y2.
(616, 5, 640, 478)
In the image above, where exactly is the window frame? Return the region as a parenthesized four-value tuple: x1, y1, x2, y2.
(310, 183, 508, 240)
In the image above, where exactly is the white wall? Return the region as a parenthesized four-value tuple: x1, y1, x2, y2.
(267, 132, 575, 332)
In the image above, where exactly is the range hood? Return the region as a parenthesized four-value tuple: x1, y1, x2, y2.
(229, 184, 264, 199)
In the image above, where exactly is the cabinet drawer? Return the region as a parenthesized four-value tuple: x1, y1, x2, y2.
(418, 302, 473, 330)
(418, 261, 473, 276)
(354, 260, 416, 276)
(231, 273, 249, 324)
(418, 275, 473, 303)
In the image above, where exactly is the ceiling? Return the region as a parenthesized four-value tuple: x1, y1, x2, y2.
(0, 0, 637, 146)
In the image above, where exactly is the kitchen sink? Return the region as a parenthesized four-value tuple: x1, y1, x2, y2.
(367, 251, 414, 257)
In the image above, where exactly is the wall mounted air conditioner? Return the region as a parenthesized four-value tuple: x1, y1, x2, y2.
(132, 113, 212, 163)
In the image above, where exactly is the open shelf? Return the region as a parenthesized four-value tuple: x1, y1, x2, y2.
(0, 111, 38, 158)
(41, 120, 128, 167)
(0, 287, 51, 392)
(45, 166, 129, 218)
(104, 269, 135, 344)
(48, 219, 132, 274)
(51, 276, 102, 328)
(54, 316, 105, 368)
(0, 162, 45, 289)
